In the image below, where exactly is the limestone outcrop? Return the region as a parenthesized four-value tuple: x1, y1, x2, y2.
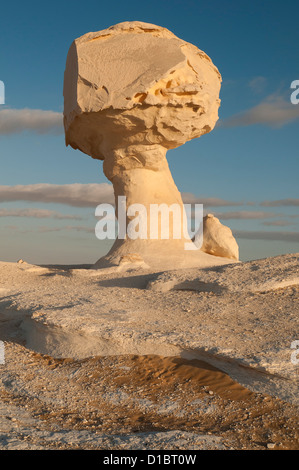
(201, 214, 239, 260)
(63, 21, 237, 268)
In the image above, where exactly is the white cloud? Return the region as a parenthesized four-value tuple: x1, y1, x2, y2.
(37, 225, 94, 234)
(234, 230, 299, 242)
(219, 94, 299, 128)
(248, 76, 267, 94)
(262, 220, 295, 227)
(0, 208, 82, 220)
(261, 199, 299, 207)
(6, 224, 95, 235)
(182, 193, 244, 207)
(0, 108, 63, 135)
(214, 211, 280, 220)
(0, 184, 245, 209)
(0, 183, 114, 207)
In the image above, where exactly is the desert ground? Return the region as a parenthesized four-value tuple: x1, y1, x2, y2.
(0, 253, 298, 450)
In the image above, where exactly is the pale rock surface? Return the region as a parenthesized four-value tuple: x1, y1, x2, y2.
(0, 254, 298, 449)
(200, 214, 239, 260)
(0, 254, 298, 404)
(0, 393, 224, 450)
(63, 21, 236, 268)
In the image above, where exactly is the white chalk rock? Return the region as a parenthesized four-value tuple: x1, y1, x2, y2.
(63, 21, 235, 269)
(201, 214, 239, 260)
(63, 20, 221, 154)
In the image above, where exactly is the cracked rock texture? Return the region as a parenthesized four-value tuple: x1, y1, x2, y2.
(63, 21, 221, 150)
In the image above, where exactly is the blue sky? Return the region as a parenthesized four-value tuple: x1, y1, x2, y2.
(0, 0, 298, 264)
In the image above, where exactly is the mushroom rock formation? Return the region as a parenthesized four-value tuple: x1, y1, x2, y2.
(201, 214, 239, 261)
(63, 21, 238, 269)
